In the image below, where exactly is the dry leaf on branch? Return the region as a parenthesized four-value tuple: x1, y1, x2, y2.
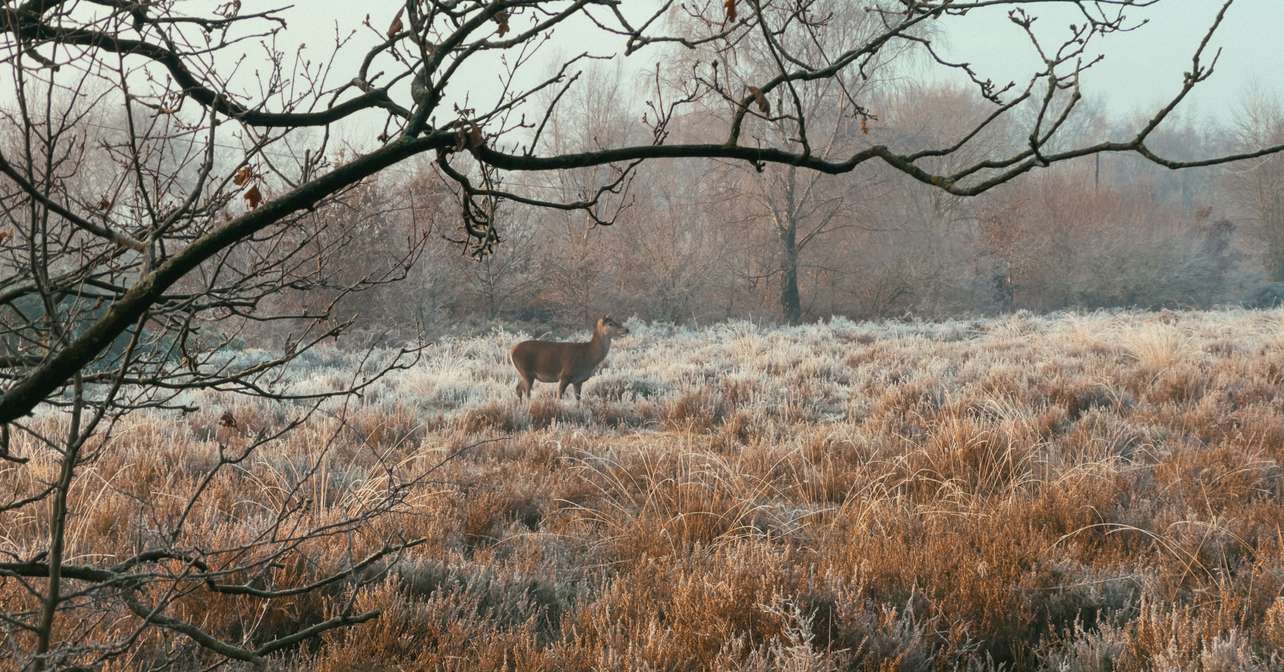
(860, 117, 870, 135)
(233, 165, 253, 186)
(388, 6, 404, 38)
(216, 0, 241, 19)
(244, 185, 263, 209)
(749, 86, 770, 114)
(455, 124, 484, 151)
(0, 229, 9, 244)
(724, 0, 737, 22)
(494, 10, 510, 36)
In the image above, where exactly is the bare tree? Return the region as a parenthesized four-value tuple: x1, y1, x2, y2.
(1226, 88, 1284, 282)
(697, 0, 896, 323)
(0, 61, 437, 671)
(2, 0, 1284, 667)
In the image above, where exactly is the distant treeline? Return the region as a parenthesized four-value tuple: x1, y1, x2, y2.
(253, 84, 1284, 345)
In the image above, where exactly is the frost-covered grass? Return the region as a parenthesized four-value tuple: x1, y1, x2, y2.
(5, 308, 1284, 670)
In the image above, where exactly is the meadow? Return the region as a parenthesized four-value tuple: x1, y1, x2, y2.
(4, 308, 1284, 670)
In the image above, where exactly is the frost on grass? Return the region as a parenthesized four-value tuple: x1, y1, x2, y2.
(5, 308, 1284, 670)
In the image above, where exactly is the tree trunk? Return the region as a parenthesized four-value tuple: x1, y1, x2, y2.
(780, 222, 801, 325)
(1269, 194, 1284, 283)
(778, 166, 802, 325)
(992, 260, 1014, 313)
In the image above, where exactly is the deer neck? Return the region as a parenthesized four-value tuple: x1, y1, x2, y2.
(588, 328, 612, 364)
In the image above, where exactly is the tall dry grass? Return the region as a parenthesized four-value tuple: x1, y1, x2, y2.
(3, 309, 1283, 670)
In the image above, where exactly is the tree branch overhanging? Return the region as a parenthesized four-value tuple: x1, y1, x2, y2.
(1, 0, 1281, 666)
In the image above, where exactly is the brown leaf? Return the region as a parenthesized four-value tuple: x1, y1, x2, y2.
(233, 165, 253, 186)
(454, 124, 483, 151)
(97, 197, 112, 210)
(244, 185, 263, 209)
(219, 410, 238, 429)
(860, 117, 870, 135)
(494, 10, 509, 36)
(0, 229, 9, 245)
(724, 0, 737, 22)
(387, 6, 404, 39)
(216, 1, 241, 19)
(749, 86, 770, 114)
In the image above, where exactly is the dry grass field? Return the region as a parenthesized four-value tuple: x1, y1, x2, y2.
(5, 308, 1284, 671)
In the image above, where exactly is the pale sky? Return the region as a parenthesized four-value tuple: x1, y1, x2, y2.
(262, 0, 1284, 131)
(5, 1, 1282, 138)
(936, 0, 1284, 119)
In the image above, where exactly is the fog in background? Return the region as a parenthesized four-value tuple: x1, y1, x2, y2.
(11, 1, 1284, 342)
(215, 1, 1284, 342)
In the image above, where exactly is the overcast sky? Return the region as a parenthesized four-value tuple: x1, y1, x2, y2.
(252, 0, 1284, 133)
(937, 1, 1284, 119)
(6, 1, 1281, 140)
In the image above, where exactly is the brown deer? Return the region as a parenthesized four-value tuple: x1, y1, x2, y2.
(511, 316, 630, 400)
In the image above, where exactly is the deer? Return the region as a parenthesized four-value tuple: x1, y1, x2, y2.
(511, 316, 630, 401)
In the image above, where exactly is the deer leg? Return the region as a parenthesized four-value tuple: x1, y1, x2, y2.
(573, 382, 583, 401)
(557, 378, 570, 400)
(515, 372, 533, 399)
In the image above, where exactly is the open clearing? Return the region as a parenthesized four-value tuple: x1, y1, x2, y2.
(5, 309, 1284, 670)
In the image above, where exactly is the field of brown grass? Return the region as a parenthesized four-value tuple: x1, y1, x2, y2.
(5, 309, 1284, 670)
